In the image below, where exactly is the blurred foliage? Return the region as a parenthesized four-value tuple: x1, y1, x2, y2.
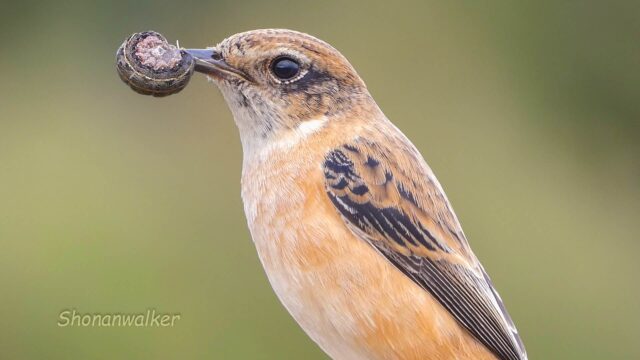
(0, 0, 638, 359)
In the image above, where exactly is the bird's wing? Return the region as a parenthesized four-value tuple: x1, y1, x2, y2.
(322, 135, 527, 360)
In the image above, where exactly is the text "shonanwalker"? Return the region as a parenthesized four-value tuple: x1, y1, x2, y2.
(58, 309, 181, 327)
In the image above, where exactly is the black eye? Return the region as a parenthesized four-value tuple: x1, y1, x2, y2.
(271, 57, 300, 80)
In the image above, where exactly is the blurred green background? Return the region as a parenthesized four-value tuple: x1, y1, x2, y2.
(0, 0, 638, 359)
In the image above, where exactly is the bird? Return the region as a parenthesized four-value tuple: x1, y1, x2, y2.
(185, 29, 528, 360)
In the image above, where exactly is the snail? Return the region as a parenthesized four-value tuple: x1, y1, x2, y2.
(116, 31, 195, 97)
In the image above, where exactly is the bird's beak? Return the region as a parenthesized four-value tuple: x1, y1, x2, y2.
(185, 48, 250, 81)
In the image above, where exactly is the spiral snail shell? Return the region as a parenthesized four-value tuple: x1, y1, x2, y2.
(116, 31, 195, 97)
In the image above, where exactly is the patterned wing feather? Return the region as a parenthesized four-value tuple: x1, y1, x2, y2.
(323, 137, 527, 360)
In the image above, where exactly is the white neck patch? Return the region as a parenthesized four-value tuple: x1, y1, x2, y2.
(296, 117, 329, 137)
(273, 116, 329, 150)
(243, 116, 329, 164)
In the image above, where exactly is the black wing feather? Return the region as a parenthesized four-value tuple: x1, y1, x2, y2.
(323, 142, 527, 360)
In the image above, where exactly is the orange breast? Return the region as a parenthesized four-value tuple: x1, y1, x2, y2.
(240, 130, 497, 360)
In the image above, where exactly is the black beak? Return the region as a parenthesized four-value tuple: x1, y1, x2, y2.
(184, 48, 250, 81)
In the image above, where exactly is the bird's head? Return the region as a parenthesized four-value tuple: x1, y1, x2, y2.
(186, 29, 380, 151)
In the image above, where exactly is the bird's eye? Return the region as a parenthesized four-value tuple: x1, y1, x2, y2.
(271, 57, 300, 80)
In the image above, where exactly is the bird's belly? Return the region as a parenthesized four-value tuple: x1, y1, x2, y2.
(243, 178, 496, 360)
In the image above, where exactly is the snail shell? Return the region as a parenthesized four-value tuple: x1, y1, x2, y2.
(116, 31, 195, 97)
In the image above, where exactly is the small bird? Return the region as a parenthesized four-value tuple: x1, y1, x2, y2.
(186, 29, 527, 360)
